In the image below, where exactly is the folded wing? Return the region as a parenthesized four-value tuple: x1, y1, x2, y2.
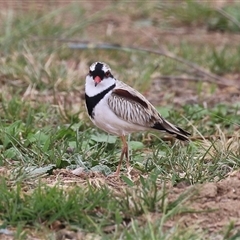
(108, 83, 190, 141)
(108, 87, 159, 127)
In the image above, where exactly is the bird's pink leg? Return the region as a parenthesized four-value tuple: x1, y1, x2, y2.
(115, 135, 129, 176)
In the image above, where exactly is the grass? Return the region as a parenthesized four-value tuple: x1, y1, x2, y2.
(0, 0, 240, 239)
(0, 172, 197, 239)
(162, 1, 240, 33)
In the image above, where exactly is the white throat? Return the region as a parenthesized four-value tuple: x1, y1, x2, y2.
(85, 75, 116, 97)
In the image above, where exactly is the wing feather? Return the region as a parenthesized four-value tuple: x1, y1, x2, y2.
(108, 83, 160, 127)
(108, 81, 190, 141)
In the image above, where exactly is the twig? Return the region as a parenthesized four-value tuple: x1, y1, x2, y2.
(68, 42, 231, 85)
(33, 37, 238, 89)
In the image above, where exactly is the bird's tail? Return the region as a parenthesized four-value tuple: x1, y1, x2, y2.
(152, 119, 191, 141)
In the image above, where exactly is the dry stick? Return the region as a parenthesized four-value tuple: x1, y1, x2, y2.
(33, 36, 233, 87)
(68, 42, 238, 89)
(33, 36, 239, 89)
(34, 37, 237, 88)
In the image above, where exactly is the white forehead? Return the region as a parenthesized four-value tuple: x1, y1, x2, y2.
(89, 62, 111, 72)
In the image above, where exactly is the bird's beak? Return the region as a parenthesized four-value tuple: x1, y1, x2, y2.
(94, 76, 102, 86)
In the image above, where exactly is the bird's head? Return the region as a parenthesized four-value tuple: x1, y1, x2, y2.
(85, 62, 116, 97)
(88, 62, 113, 87)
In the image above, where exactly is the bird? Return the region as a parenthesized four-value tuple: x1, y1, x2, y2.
(85, 61, 190, 176)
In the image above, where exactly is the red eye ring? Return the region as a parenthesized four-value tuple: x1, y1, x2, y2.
(105, 71, 110, 77)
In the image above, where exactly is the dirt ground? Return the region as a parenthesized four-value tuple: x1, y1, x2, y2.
(1, 0, 240, 237)
(169, 170, 240, 234)
(2, 165, 240, 236)
(43, 169, 240, 235)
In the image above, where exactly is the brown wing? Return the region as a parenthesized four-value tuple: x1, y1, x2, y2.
(108, 81, 190, 141)
(108, 87, 160, 127)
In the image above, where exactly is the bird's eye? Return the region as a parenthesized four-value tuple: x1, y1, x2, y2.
(105, 71, 110, 77)
(89, 70, 93, 76)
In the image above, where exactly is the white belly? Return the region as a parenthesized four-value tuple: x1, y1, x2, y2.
(92, 98, 147, 136)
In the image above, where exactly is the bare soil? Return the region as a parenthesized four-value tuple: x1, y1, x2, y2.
(169, 170, 240, 234)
